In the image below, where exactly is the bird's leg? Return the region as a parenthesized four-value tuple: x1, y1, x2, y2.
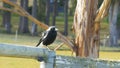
(45, 45, 51, 51)
(38, 45, 51, 51)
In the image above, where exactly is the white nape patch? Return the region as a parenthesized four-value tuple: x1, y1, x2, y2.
(42, 32, 45, 36)
(42, 31, 46, 37)
(46, 27, 51, 31)
(46, 26, 55, 31)
(55, 28, 58, 31)
(42, 26, 58, 39)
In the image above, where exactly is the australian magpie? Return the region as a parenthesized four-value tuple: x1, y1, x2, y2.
(36, 26, 58, 48)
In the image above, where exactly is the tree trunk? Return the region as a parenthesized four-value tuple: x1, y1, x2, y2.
(63, 0, 68, 36)
(109, 0, 119, 46)
(52, 0, 57, 26)
(18, 0, 29, 33)
(73, 0, 99, 58)
(45, 0, 50, 25)
(68, 0, 76, 16)
(2, 3, 11, 33)
(37, 0, 45, 22)
(31, 0, 37, 36)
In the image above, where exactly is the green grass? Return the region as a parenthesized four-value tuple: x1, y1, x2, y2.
(56, 51, 120, 60)
(0, 57, 39, 68)
(99, 52, 120, 60)
(0, 33, 39, 46)
(100, 46, 120, 52)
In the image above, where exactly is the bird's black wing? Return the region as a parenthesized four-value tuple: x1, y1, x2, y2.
(36, 31, 47, 47)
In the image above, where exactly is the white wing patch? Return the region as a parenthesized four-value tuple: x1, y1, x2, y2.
(42, 31, 48, 40)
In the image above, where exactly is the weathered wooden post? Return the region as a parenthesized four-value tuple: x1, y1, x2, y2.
(0, 43, 56, 68)
(40, 51, 55, 68)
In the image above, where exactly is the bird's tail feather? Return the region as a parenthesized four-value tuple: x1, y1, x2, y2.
(36, 42, 40, 47)
(36, 39, 42, 47)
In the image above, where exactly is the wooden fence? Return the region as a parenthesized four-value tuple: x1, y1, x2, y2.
(0, 43, 120, 68)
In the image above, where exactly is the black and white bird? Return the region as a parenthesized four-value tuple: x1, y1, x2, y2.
(36, 26, 58, 49)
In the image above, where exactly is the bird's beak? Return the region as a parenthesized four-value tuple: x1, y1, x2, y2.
(55, 28, 58, 31)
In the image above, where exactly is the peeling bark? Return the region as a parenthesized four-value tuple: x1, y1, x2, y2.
(73, 0, 99, 58)
(73, 0, 111, 58)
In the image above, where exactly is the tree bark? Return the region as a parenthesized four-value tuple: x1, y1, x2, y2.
(37, 0, 45, 22)
(109, 0, 119, 46)
(63, 0, 68, 36)
(2, 3, 11, 33)
(45, 0, 50, 25)
(18, 0, 29, 33)
(52, 0, 57, 26)
(73, 0, 99, 58)
(31, 0, 37, 36)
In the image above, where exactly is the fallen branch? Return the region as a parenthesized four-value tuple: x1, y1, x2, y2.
(54, 43, 64, 51)
(0, 6, 25, 16)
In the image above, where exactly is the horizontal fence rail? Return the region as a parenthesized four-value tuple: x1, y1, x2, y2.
(0, 43, 120, 68)
(0, 43, 51, 59)
(56, 56, 120, 68)
(0, 43, 55, 68)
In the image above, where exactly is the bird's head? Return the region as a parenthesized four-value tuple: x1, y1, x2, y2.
(47, 26, 58, 31)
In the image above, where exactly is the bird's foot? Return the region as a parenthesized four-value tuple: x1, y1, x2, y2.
(46, 47, 51, 51)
